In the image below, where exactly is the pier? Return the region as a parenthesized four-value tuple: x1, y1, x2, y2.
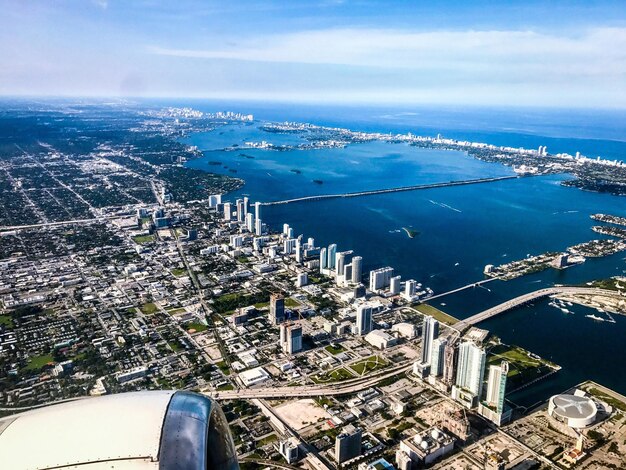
(261, 175, 520, 206)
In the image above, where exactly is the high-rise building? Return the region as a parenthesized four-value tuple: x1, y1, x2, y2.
(442, 341, 457, 386)
(486, 361, 508, 413)
(282, 323, 303, 354)
(254, 201, 261, 220)
(454, 341, 486, 402)
(420, 316, 439, 365)
(296, 272, 308, 287)
(335, 251, 346, 278)
(287, 227, 294, 239)
(320, 247, 328, 271)
(335, 425, 362, 464)
(369, 267, 394, 291)
(245, 213, 254, 232)
(327, 244, 337, 269)
(255, 218, 263, 236)
(430, 338, 447, 377)
(283, 238, 297, 255)
(208, 194, 222, 208)
(390, 275, 401, 295)
(283, 223, 290, 236)
(295, 237, 303, 264)
(351, 256, 363, 284)
(279, 440, 299, 464)
(223, 202, 232, 221)
(307, 237, 315, 248)
(236, 199, 244, 222)
(343, 264, 353, 283)
(269, 294, 285, 325)
(243, 196, 249, 217)
(356, 305, 373, 336)
(404, 279, 416, 299)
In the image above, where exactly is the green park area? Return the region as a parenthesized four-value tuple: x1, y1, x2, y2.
(140, 302, 158, 314)
(0, 315, 14, 328)
(414, 303, 459, 325)
(24, 354, 54, 371)
(325, 344, 345, 355)
(186, 322, 208, 332)
(311, 367, 353, 383)
(171, 268, 187, 277)
(133, 234, 155, 244)
(488, 343, 559, 391)
(350, 356, 388, 375)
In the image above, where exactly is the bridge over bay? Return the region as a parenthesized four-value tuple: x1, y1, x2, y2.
(455, 286, 621, 331)
(260, 175, 520, 206)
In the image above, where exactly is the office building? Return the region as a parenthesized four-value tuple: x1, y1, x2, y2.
(390, 275, 401, 295)
(452, 341, 486, 407)
(296, 272, 308, 287)
(255, 218, 263, 236)
(279, 440, 299, 464)
(356, 305, 373, 336)
(269, 294, 285, 325)
(369, 267, 394, 291)
(351, 256, 363, 284)
(429, 338, 447, 377)
(420, 316, 439, 365)
(281, 323, 303, 354)
(335, 425, 362, 464)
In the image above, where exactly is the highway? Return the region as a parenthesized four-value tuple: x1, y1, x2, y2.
(455, 286, 621, 331)
(260, 175, 519, 206)
(203, 363, 411, 400)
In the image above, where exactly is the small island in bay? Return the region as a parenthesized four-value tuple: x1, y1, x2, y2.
(403, 227, 420, 238)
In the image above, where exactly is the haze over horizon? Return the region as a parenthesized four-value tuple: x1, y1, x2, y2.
(1, 0, 625, 108)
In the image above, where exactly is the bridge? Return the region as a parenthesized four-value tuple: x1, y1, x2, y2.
(260, 175, 519, 206)
(202, 363, 411, 400)
(455, 286, 621, 331)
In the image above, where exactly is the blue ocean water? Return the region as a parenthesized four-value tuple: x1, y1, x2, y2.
(180, 102, 626, 405)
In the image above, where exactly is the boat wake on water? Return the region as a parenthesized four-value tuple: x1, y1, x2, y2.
(428, 199, 462, 213)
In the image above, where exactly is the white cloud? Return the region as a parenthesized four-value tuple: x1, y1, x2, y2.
(148, 27, 626, 83)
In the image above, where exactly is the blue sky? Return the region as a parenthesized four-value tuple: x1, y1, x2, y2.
(1, 0, 625, 107)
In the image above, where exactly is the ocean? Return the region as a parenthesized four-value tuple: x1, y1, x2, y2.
(179, 102, 626, 406)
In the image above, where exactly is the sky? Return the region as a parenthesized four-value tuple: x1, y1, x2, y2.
(0, 0, 625, 108)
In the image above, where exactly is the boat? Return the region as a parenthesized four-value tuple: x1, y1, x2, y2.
(585, 314, 605, 321)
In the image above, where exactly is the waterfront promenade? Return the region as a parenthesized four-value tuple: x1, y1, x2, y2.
(261, 175, 519, 206)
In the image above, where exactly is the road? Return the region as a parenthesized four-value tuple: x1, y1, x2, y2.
(455, 286, 621, 331)
(261, 175, 519, 206)
(203, 363, 412, 400)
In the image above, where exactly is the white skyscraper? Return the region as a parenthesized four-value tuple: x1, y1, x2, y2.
(421, 316, 439, 365)
(351, 256, 362, 284)
(243, 196, 249, 217)
(486, 361, 509, 413)
(245, 213, 254, 232)
(307, 237, 315, 248)
(404, 279, 416, 299)
(283, 223, 290, 235)
(255, 218, 263, 236)
(223, 202, 232, 221)
(429, 338, 447, 377)
(369, 267, 394, 291)
(320, 247, 328, 271)
(287, 227, 294, 239)
(390, 275, 401, 295)
(208, 194, 222, 208)
(282, 323, 303, 354)
(335, 252, 347, 278)
(254, 201, 261, 220)
(356, 305, 373, 336)
(455, 341, 487, 398)
(295, 237, 303, 263)
(236, 199, 244, 222)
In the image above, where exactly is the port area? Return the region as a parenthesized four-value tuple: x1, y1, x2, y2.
(554, 277, 626, 320)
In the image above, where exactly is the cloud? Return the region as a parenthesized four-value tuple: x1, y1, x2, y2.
(148, 27, 626, 81)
